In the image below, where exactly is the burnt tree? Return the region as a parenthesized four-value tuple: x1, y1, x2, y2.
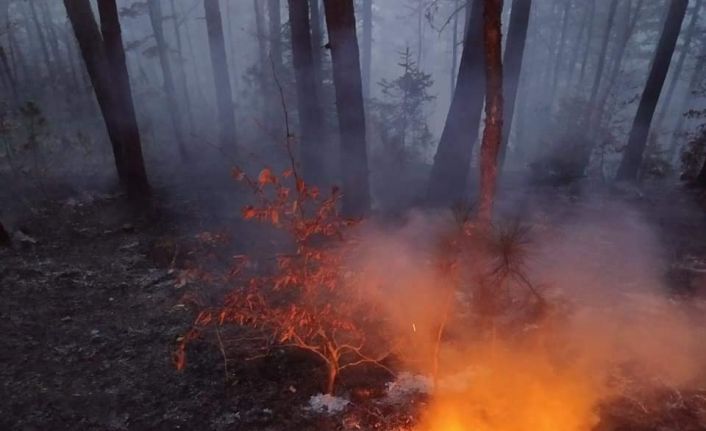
(322, 0, 371, 216)
(309, 0, 324, 85)
(616, 0, 688, 181)
(0, 221, 9, 246)
(288, 0, 325, 184)
(427, 0, 485, 205)
(268, 0, 283, 71)
(204, 0, 238, 151)
(97, 0, 149, 195)
(498, 0, 532, 169)
(64, 0, 150, 196)
(478, 0, 504, 223)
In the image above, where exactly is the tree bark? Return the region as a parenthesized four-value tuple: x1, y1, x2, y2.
(64, 0, 151, 194)
(147, 0, 187, 158)
(27, 0, 54, 80)
(616, 0, 688, 181)
(288, 0, 325, 184)
(98, 0, 150, 196)
(698, 158, 706, 187)
(268, 0, 282, 71)
(478, 0, 504, 223)
(669, 39, 706, 161)
(427, 0, 485, 205)
(322, 0, 371, 216)
(170, 0, 196, 135)
(309, 0, 324, 85)
(498, 0, 531, 170)
(204, 0, 238, 152)
(577, 0, 596, 86)
(0, 221, 10, 246)
(653, 0, 702, 134)
(587, 0, 619, 120)
(361, 0, 372, 100)
(450, 0, 460, 100)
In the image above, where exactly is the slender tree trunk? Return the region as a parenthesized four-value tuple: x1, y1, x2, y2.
(498, 0, 531, 169)
(98, 0, 150, 196)
(616, 0, 688, 181)
(577, 0, 596, 86)
(268, 0, 282, 70)
(288, 0, 325, 184)
(698, 158, 706, 187)
(361, 0, 372, 100)
(64, 0, 143, 190)
(27, 0, 53, 80)
(39, 0, 72, 89)
(450, 0, 460, 100)
(564, 1, 589, 89)
(0, 45, 18, 105)
(147, 0, 187, 158)
(309, 0, 324, 85)
(204, 0, 237, 152)
(548, 0, 570, 103)
(478, 0, 504, 223)
(587, 0, 619, 119)
(427, 0, 485, 205)
(322, 0, 371, 215)
(254, 0, 269, 117)
(170, 0, 196, 135)
(0, 221, 9, 246)
(654, 0, 702, 133)
(669, 40, 706, 161)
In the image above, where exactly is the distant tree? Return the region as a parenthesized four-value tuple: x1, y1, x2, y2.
(670, 39, 706, 160)
(371, 47, 435, 161)
(361, 0, 372, 100)
(427, 0, 485, 205)
(169, 0, 196, 135)
(97, 0, 150, 195)
(616, 0, 689, 181)
(587, 0, 619, 124)
(309, 0, 325, 85)
(204, 0, 238, 152)
(268, 0, 283, 71)
(478, 0, 504, 223)
(322, 0, 371, 216)
(147, 0, 187, 158)
(498, 0, 532, 169)
(64, 0, 150, 196)
(287, 0, 325, 184)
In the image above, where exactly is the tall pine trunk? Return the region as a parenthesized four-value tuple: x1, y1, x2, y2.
(268, 0, 282, 71)
(97, 0, 150, 196)
(478, 0, 504, 223)
(616, 0, 688, 181)
(653, 0, 702, 133)
(427, 0, 485, 205)
(322, 0, 371, 216)
(361, 0, 372, 100)
(147, 0, 187, 158)
(309, 0, 324, 85)
(288, 0, 325, 184)
(204, 0, 237, 152)
(170, 0, 196, 136)
(587, 0, 619, 123)
(64, 0, 150, 196)
(498, 0, 531, 169)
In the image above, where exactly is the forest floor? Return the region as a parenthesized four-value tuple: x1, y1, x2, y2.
(1, 175, 706, 430)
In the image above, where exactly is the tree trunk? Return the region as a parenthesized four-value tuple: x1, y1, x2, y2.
(268, 0, 282, 71)
(204, 0, 238, 152)
(577, 0, 596, 86)
(147, 0, 187, 158)
(478, 0, 504, 223)
(697, 158, 706, 187)
(549, 0, 571, 104)
(170, 0, 197, 135)
(587, 0, 619, 120)
(669, 39, 706, 161)
(288, 0, 325, 184)
(253, 0, 269, 117)
(427, 0, 485, 205)
(361, 0, 372, 100)
(98, 0, 150, 196)
(0, 45, 18, 105)
(27, 0, 54, 80)
(616, 0, 688, 181)
(39, 0, 72, 90)
(450, 0, 460, 100)
(309, 0, 324, 85)
(653, 0, 702, 134)
(0, 221, 10, 246)
(322, 0, 371, 216)
(498, 0, 531, 170)
(64, 0, 151, 194)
